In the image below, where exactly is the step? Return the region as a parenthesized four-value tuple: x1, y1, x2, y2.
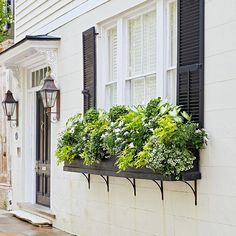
(11, 210, 52, 226)
(17, 202, 56, 221)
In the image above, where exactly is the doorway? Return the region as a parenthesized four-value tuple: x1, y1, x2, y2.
(35, 92, 51, 207)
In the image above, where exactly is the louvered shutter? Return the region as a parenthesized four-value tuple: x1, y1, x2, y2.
(177, 0, 204, 127)
(82, 27, 97, 113)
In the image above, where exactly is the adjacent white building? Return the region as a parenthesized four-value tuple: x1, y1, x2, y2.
(0, 0, 235, 235)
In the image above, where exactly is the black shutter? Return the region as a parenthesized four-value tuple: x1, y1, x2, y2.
(177, 0, 204, 127)
(82, 27, 97, 113)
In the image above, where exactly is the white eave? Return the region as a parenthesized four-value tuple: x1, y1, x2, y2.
(0, 35, 61, 69)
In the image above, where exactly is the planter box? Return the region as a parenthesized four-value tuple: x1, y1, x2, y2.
(63, 152, 201, 205)
(63, 154, 201, 181)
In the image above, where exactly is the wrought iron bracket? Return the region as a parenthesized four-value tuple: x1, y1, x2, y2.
(82, 173, 91, 189)
(182, 180, 198, 205)
(100, 175, 109, 192)
(79, 173, 198, 205)
(126, 178, 136, 196)
(152, 180, 164, 200)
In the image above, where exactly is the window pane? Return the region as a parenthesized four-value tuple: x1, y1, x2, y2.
(166, 69, 177, 104)
(32, 72, 35, 87)
(143, 11, 156, 74)
(169, 2, 177, 67)
(130, 78, 145, 105)
(36, 71, 39, 86)
(106, 83, 117, 109)
(145, 75, 156, 102)
(129, 16, 142, 77)
(44, 67, 48, 78)
(31, 67, 51, 88)
(108, 27, 117, 82)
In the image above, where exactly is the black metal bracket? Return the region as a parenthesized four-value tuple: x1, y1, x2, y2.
(126, 178, 136, 196)
(182, 180, 198, 205)
(82, 173, 91, 189)
(152, 180, 164, 200)
(79, 173, 198, 206)
(100, 175, 109, 192)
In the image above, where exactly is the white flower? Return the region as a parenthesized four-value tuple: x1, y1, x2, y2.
(204, 136, 208, 142)
(129, 143, 134, 149)
(82, 137, 86, 141)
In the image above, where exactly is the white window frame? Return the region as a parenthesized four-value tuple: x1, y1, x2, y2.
(97, 0, 177, 109)
(165, 0, 177, 104)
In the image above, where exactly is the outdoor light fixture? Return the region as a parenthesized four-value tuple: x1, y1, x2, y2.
(39, 72, 60, 121)
(2, 90, 19, 127)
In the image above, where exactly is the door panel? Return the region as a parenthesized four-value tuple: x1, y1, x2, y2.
(36, 92, 51, 207)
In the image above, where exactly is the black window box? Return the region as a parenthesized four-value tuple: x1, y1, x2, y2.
(63, 154, 201, 181)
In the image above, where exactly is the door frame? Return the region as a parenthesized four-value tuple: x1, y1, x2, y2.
(24, 65, 52, 207)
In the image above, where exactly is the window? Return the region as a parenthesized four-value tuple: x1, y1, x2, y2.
(31, 66, 50, 88)
(127, 10, 156, 105)
(100, 0, 177, 109)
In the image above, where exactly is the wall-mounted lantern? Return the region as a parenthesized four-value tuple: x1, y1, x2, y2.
(39, 72, 60, 121)
(2, 90, 18, 127)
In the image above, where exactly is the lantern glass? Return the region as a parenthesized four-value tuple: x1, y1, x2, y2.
(40, 74, 59, 109)
(5, 103, 16, 117)
(40, 90, 47, 108)
(47, 90, 58, 108)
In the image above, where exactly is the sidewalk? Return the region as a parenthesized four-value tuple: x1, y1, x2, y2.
(0, 210, 73, 236)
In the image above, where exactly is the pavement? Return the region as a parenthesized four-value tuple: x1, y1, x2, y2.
(0, 210, 73, 236)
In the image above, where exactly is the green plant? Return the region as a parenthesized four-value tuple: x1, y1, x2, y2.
(137, 114, 207, 179)
(56, 98, 208, 179)
(108, 105, 129, 122)
(56, 113, 84, 164)
(81, 109, 109, 165)
(104, 106, 151, 171)
(0, 0, 13, 43)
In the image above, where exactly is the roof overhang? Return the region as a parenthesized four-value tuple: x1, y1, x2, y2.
(0, 35, 61, 69)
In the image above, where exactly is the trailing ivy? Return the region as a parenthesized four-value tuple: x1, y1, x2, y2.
(0, 0, 13, 43)
(56, 98, 208, 178)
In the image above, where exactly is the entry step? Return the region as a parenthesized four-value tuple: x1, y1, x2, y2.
(11, 210, 52, 226)
(17, 202, 56, 220)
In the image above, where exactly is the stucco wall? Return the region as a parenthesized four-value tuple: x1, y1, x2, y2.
(9, 0, 236, 235)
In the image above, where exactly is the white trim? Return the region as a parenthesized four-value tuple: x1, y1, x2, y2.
(0, 40, 60, 66)
(24, 65, 51, 205)
(34, 0, 110, 35)
(126, 72, 156, 81)
(156, 0, 165, 99)
(165, 0, 177, 104)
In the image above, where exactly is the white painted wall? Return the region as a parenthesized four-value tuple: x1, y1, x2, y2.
(15, 0, 109, 42)
(9, 0, 236, 235)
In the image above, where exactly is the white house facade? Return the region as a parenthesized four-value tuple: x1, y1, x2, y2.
(0, 0, 235, 235)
